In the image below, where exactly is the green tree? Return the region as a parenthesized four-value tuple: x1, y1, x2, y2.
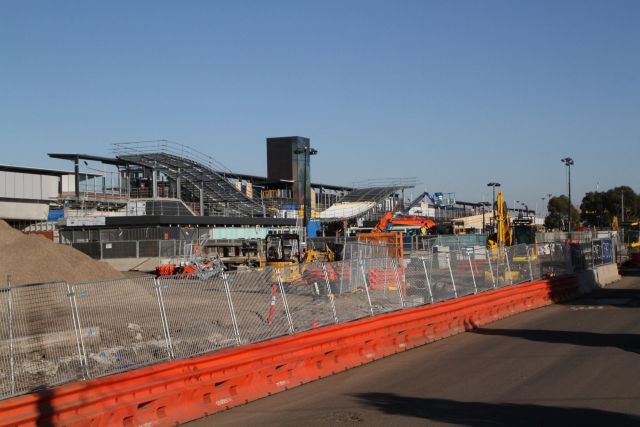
(545, 195, 579, 231)
(580, 186, 639, 228)
(605, 186, 639, 223)
(580, 191, 608, 227)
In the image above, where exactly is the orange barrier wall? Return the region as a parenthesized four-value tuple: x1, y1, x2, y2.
(0, 276, 579, 427)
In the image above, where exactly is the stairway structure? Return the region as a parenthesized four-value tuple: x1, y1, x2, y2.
(114, 140, 264, 217)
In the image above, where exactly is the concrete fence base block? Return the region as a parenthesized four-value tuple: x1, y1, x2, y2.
(578, 264, 621, 292)
(594, 263, 621, 287)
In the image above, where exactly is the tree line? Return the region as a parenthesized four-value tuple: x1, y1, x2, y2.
(544, 186, 639, 230)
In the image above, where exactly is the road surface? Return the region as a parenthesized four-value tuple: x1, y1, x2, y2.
(186, 271, 640, 426)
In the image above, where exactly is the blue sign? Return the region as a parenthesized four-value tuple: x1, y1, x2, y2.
(47, 209, 64, 222)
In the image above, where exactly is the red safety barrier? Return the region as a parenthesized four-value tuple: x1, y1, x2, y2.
(0, 276, 579, 427)
(367, 267, 405, 290)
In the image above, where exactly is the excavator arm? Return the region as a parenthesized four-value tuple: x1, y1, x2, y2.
(373, 212, 436, 234)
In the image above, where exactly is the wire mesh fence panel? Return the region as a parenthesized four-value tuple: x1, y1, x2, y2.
(226, 268, 291, 345)
(72, 277, 170, 378)
(424, 250, 458, 302)
(276, 263, 338, 333)
(362, 257, 404, 314)
(157, 275, 238, 359)
(401, 257, 433, 307)
(466, 247, 495, 292)
(529, 245, 543, 282)
(0, 282, 84, 397)
(324, 260, 374, 323)
(0, 286, 11, 399)
(449, 250, 478, 297)
(505, 244, 532, 285)
(490, 247, 513, 288)
(537, 243, 559, 278)
(159, 240, 177, 258)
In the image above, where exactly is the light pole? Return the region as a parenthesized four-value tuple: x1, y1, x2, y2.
(487, 182, 501, 230)
(561, 157, 574, 235)
(294, 146, 318, 236)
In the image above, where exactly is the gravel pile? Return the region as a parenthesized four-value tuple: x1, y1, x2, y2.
(0, 220, 123, 286)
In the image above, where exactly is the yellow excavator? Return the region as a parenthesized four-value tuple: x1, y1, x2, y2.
(485, 192, 537, 283)
(487, 192, 512, 250)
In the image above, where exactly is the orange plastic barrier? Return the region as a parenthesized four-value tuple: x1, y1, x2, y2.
(367, 267, 405, 290)
(0, 276, 579, 427)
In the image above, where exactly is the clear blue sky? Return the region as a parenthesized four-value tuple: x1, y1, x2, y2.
(1, 0, 638, 212)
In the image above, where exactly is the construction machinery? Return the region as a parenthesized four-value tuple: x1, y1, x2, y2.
(485, 192, 538, 283)
(265, 233, 302, 267)
(264, 233, 339, 284)
(486, 191, 512, 249)
(622, 221, 640, 251)
(373, 212, 437, 236)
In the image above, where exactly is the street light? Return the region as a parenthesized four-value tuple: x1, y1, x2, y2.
(294, 146, 318, 236)
(561, 157, 574, 235)
(487, 182, 501, 230)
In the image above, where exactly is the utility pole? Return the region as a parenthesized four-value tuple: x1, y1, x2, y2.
(561, 158, 574, 235)
(487, 182, 501, 232)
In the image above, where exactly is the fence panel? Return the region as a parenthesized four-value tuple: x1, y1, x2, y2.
(490, 247, 513, 288)
(0, 241, 598, 401)
(528, 244, 542, 281)
(72, 277, 170, 378)
(449, 250, 478, 297)
(362, 257, 404, 314)
(424, 249, 458, 301)
(324, 260, 375, 323)
(467, 247, 494, 292)
(157, 275, 238, 358)
(506, 244, 532, 285)
(139, 241, 160, 258)
(225, 268, 291, 344)
(0, 282, 83, 397)
(276, 263, 338, 332)
(0, 286, 12, 399)
(536, 242, 571, 278)
(401, 257, 433, 307)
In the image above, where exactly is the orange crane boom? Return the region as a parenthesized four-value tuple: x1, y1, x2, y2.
(373, 212, 437, 234)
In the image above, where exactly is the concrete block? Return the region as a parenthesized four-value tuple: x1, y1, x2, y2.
(594, 263, 621, 286)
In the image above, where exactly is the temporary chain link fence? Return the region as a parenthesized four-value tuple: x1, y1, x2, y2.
(0, 241, 587, 400)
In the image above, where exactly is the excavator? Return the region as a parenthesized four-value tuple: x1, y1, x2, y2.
(373, 212, 437, 236)
(485, 192, 537, 283)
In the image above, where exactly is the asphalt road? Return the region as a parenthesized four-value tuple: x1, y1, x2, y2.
(186, 271, 640, 427)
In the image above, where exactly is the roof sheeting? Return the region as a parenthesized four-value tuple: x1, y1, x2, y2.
(318, 202, 376, 222)
(340, 186, 406, 203)
(317, 185, 410, 223)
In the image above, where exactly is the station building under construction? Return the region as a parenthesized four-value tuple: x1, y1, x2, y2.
(0, 137, 488, 268)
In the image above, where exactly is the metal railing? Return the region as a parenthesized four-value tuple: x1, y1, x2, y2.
(0, 242, 582, 400)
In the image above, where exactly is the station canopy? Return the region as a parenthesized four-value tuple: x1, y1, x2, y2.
(318, 185, 409, 223)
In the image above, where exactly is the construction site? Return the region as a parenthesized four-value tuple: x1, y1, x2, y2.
(0, 136, 634, 424)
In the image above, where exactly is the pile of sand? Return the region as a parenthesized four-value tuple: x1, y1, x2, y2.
(0, 220, 123, 286)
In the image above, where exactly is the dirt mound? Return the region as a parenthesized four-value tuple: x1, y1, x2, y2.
(0, 220, 123, 286)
